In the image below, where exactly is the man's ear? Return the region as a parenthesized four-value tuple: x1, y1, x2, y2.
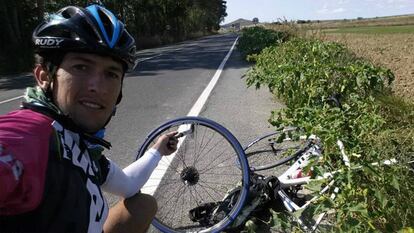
(33, 65, 51, 90)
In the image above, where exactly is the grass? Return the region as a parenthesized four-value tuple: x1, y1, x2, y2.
(324, 24, 414, 34)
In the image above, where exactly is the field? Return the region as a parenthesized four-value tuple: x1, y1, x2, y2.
(323, 24, 414, 34)
(310, 14, 414, 29)
(320, 32, 414, 101)
(266, 15, 414, 101)
(265, 15, 414, 101)
(307, 14, 413, 101)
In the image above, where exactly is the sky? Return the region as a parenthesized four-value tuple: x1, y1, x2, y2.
(222, 0, 414, 24)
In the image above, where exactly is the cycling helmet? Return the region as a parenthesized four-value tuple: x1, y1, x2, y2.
(32, 4, 136, 71)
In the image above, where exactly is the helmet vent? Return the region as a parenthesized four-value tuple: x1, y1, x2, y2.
(61, 6, 79, 19)
(38, 27, 71, 38)
(98, 9, 114, 42)
(117, 32, 128, 48)
(79, 18, 102, 43)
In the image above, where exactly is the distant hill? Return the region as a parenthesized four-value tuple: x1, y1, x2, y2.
(220, 18, 256, 29)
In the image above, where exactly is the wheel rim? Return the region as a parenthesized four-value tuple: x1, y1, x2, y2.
(137, 117, 249, 233)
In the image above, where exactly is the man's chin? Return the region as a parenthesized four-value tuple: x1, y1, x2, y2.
(73, 120, 106, 134)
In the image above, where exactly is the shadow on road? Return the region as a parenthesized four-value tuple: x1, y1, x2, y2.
(0, 74, 35, 91)
(1, 34, 247, 91)
(128, 33, 249, 78)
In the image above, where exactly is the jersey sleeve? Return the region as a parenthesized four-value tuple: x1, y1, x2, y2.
(98, 155, 111, 185)
(101, 148, 161, 198)
(0, 110, 53, 215)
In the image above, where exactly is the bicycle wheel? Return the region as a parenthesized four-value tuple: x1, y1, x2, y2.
(136, 117, 250, 233)
(244, 128, 311, 172)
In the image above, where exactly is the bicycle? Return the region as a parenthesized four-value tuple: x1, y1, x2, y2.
(136, 116, 413, 233)
(136, 117, 250, 233)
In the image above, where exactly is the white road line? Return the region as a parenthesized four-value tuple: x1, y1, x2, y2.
(187, 37, 238, 117)
(137, 54, 163, 63)
(0, 95, 24, 105)
(141, 37, 239, 195)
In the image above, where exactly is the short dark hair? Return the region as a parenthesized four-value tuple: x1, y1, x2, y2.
(34, 52, 66, 79)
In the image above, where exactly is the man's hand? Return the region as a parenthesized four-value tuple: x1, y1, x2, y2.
(151, 131, 179, 156)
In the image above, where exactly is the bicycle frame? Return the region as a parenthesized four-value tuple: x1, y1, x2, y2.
(273, 139, 408, 232)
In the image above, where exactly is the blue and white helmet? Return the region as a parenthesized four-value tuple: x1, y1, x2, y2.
(32, 4, 136, 71)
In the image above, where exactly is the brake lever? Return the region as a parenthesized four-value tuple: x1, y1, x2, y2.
(174, 124, 195, 139)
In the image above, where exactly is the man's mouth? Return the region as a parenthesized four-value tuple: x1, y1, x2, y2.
(80, 101, 104, 109)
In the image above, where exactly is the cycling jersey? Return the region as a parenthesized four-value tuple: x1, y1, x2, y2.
(0, 87, 161, 232)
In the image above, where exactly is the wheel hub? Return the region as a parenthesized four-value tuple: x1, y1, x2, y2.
(180, 166, 199, 186)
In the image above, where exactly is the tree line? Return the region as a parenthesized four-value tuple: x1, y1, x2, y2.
(0, 0, 227, 74)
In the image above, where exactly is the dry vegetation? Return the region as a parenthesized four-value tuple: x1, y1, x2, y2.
(312, 14, 414, 29)
(320, 33, 414, 101)
(265, 15, 414, 101)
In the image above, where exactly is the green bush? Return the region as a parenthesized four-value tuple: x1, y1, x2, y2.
(237, 27, 290, 60)
(245, 37, 414, 232)
(247, 38, 393, 109)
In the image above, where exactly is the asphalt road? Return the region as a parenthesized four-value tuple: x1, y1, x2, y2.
(0, 33, 284, 231)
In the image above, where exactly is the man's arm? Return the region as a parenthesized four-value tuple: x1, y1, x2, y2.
(101, 148, 161, 198)
(101, 132, 178, 198)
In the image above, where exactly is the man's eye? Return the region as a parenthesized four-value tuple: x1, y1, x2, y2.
(107, 72, 121, 80)
(73, 64, 88, 71)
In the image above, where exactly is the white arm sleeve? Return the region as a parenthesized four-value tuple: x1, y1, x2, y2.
(101, 148, 161, 198)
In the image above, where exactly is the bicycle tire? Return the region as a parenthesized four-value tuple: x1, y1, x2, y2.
(244, 128, 311, 172)
(136, 117, 250, 233)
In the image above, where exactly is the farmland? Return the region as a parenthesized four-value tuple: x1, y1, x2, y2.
(321, 32, 414, 101)
(266, 15, 414, 101)
(314, 15, 414, 101)
(323, 24, 414, 34)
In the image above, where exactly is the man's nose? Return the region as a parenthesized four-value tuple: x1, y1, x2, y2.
(87, 72, 104, 92)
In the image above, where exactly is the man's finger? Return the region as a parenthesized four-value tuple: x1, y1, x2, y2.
(166, 131, 178, 137)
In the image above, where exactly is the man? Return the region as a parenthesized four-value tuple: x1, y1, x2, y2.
(0, 4, 178, 233)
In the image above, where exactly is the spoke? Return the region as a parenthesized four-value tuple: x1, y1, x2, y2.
(169, 185, 188, 227)
(158, 157, 183, 175)
(170, 187, 184, 226)
(201, 165, 242, 174)
(176, 124, 191, 169)
(199, 149, 234, 174)
(199, 131, 225, 161)
(193, 128, 216, 166)
(157, 184, 186, 213)
(192, 123, 199, 167)
(175, 149, 189, 169)
(202, 172, 241, 176)
(174, 126, 189, 168)
(158, 184, 186, 225)
(193, 124, 208, 166)
(197, 138, 228, 172)
(197, 180, 239, 186)
(197, 181, 224, 201)
(189, 185, 200, 208)
(179, 186, 189, 227)
(194, 184, 217, 203)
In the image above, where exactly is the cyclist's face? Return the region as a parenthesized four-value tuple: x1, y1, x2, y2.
(53, 52, 123, 133)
